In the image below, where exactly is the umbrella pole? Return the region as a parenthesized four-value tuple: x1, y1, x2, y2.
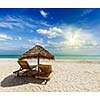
(37, 55, 39, 72)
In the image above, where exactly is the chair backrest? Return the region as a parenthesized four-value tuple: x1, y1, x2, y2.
(39, 64, 52, 74)
(17, 60, 31, 69)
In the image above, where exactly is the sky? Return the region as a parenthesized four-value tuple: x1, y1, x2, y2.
(0, 8, 100, 55)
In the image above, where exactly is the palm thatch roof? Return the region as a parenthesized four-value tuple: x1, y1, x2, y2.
(19, 45, 54, 60)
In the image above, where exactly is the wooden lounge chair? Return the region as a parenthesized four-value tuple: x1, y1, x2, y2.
(13, 60, 37, 77)
(35, 64, 53, 81)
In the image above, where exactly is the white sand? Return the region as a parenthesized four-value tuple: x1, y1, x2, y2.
(0, 58, 100, 92)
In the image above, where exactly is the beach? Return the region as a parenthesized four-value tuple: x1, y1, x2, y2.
(0, 58, 100, 92)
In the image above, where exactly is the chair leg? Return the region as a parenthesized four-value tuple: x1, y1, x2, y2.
(17, 72, 19, 76)
(44, 80, 48, 85)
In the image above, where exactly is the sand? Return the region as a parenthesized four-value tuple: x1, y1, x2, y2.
(0, 58, 100, 92)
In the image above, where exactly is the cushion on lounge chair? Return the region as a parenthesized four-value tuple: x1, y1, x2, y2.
(35, 64, 53, 80)
(39, 64, 52, 74)
(17, 60, 31, 69)
(13, 60, 37, 77)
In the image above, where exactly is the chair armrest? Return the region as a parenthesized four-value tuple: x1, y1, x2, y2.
(13, 68, 22, 73)
(29, 65, 37, 69)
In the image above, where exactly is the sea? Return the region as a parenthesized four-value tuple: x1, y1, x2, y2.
(0, 55, 100, 61)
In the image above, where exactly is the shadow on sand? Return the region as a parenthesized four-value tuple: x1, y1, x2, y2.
(1, 74, 47, 87)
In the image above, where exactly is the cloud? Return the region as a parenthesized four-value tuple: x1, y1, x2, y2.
(43, 25, 100, 55)
(29, 38, 43, 45)
(62, 26, 99, 48)
(36, 27, 62, 38)
(0, 22, 14, 29)
(24, 22, 36, 29)
(40, 10, 48, 18)
(14, 36, 22, 40)
(81, 9, 94, 16)
(0, 33, 13, 40)
(0, 16, 23, 29)
(37, 25, 100, 51)
(40, 21, 52, 27)
(0, 16, 36, 30)
(0, 15, 52, 31)
(18, 37, 22, 40)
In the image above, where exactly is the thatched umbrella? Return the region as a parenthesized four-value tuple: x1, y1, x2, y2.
(19, 45, 54, 71)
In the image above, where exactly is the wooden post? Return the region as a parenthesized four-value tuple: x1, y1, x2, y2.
(37, 55, 39, 72)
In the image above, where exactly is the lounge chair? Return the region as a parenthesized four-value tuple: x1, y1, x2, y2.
(35, 64, 53, 81)
(13, 60, 37, 77)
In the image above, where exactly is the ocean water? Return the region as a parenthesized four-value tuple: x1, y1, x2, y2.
(0, 55, 20, 58)
(0, 55, 100, 61)
(55, 55, 100, 61)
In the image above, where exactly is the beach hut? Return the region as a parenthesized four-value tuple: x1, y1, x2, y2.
(18, 45, 54, 71)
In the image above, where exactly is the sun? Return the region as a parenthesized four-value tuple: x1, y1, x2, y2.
(67, 33, 81, 48)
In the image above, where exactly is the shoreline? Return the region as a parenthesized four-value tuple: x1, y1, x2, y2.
(0, 55, 100, 61)
(0, 58, 100, 63)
